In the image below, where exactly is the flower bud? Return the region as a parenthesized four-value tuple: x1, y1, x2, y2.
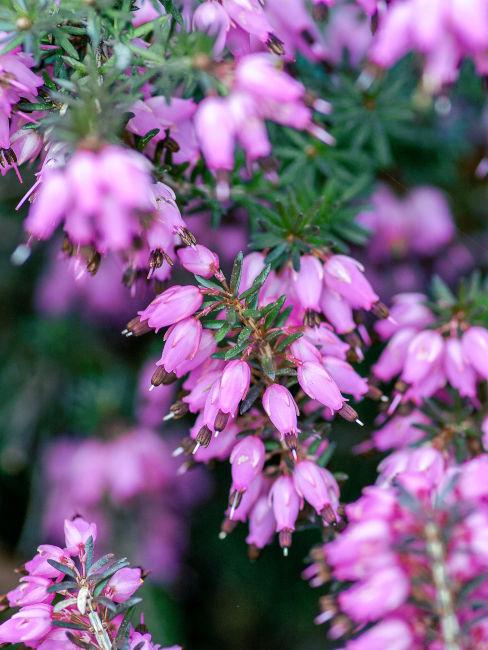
(192, 1, 230, 55)
(177, 244, 220, 278)
(289, 337, 322, 364)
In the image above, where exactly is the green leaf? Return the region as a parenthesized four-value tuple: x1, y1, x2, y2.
(195, 275, 223, 291)
(47, 580, 79, 594)
(239, 264, 271, 301)
(47, 560, 78, 580)
(276, 332, 303, 352)
(52, 620, 87, 631)
(87, 553, 115, 577)
(261, 354, 275, 380)
(161, 0, 183, 24)
(230, 252, 244, 294)
(239, 384, 261, 415)
(224, 339, 251, 360)
(92, 558, 130, 583)
(237, 326, 253, 345)
(85, 536, 94, 572)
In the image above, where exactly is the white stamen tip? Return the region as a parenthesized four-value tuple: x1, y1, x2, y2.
(163, 412, 175, 421)
(355, 418, 364, 427)
(283, 547, 289, 557)
(192, 442, 201, 455)
(380, 395, 389, 402)
(149, 384, 155, 392)
(218, 531, 227, 540)
(11, 244, 31, 266)
(172, 446, 184, 457)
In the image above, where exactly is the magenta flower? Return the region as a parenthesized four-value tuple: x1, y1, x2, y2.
(262, 383, 299, 439)
(269, 476, 301, 552)
(297, 361, 344, 412)
(24, 146, 155, 253)
(401, 330, 444, 384)
(230, 436, 266, 492)
(64, 517, 97, 555)
(218, 360, 251, 416)
(158, 317, 203, 373)
(0, 604, 52, 645)
(323, 357, 368, 400)
(138, 285, 203, 331)
(246, 495, 276, 551)
(462, 326, 488, 380)
(444, 336, 477, 398)
(106, 567, 143, 603)
(292, 254, 324, 312)
(323, 255, 379, 310)
(320, 287, 355, 334)
(192, 1, 231, 56)
(177, 244, 220, 278)
(293, 460, 339, 523)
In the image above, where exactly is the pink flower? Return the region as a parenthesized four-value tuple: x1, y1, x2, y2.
(157, 317, 202, 373)
(339, 566, 410, 622)
(293, 460, 339, 522)
(402, 330, 444, 385)
(246, 495, 276, 550)
(269, 476, 301, 550)
(230, 436, 266, 492)
(139, 285, 203, 331)
(194, 97, 235, 172)
(106, 567, 142, 603)
(7, 576, 52, 608)
(323, 255, 379, 310)
(297, 361, 344, 412)
(64, 517, 97, 555)
(192, 1, 231, 56)
(345, 619, 413, 650)
(292, 254, 324, 312)
(320, 288, 355, 334)
(372, 327, 417, 381)
(25, 146, 156, 254)
(218, 360, 251, 416)
(222, 0, 280, 52)
(262, 384, 299, 437)
(444, 336, 477, 398)
(322, 357, 368, 400)
(177, 244, 219, 278)
(0, 604, 52, 645)
(462, 326, 488, 380)
(289, 337, 322, 364)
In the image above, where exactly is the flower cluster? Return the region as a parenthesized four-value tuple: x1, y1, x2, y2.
(373, 291, 488, 406)
(305, 454, 488, 649)
(0, 516, 179, 650)
(369, 0, 488, 92)
(126, 246, 386, 553)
